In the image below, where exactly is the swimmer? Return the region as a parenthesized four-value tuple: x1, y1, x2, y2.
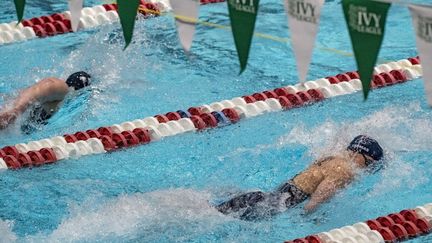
(216, 135, 384, 220)
(0, 72, 91, 131)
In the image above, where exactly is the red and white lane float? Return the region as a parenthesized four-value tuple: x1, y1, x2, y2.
(0, 0, 162, 44)
(0, 0, 225, 45)
(0, 56, 423, 170)
(284, 202, 432, 243)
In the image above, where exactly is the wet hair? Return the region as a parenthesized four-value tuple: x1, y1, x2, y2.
(66, 71, 91, 90)
(347, 135, 384, 167)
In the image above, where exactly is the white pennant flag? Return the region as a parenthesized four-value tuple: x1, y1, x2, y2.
(409, 4, 432, 106)
(170, 0, 200, 53)
(284, 0, 324, 83)
(68, 0, 84, 32)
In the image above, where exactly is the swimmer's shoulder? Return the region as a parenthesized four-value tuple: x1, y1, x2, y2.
(37, 77, 67, 88)
(33, 77, 69, 102)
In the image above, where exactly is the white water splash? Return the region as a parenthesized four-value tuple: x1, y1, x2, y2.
(282, 102, 432, 154)
(24, 189, 228, 243)
(219, 103, 431, 195)
(0, 220, 17, 242)
(221, 102, 432, 159)
(367, 157, 428, 197)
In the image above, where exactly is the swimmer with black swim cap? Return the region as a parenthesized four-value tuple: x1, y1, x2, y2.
(0, 71, 91, 131)
(66, 71, 92, 90)
(216, 135, 384, 220)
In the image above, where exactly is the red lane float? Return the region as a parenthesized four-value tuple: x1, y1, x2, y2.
(1, 147, 57, 169)
(323, 68, 409, 89)
(166, 112, 182, 121)
(285, 205, 432, 243)
(190, 115, 207, 130)
(132, 128, 151, 143)
(222, 108, 240, 123)
(263, 90, 278, 99)
(243, 95, 257, 104)
(408, 56, 420, 65)
(242, 89, 322, 110)
(155, 114, 170, 123)
(0, 0, 225, 45)
(188, 107, 204, 116)
(10, 1, 161, 42)
(200, 113, 218, 127)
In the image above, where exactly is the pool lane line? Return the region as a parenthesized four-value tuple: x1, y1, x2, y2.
(0, 56, 422, 170)
(285, 203, 432, 243)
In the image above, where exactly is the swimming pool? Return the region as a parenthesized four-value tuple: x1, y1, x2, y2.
(0, 0, 431, 242)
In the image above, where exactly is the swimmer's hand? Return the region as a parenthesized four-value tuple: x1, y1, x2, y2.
(0, 109, 18, 129)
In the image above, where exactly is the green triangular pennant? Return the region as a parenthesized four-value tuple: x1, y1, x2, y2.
(14, 0, 26, 23)
(227, 0, 260, 74)
(342, 0, 391, 99)
(117, 0, 140, 49)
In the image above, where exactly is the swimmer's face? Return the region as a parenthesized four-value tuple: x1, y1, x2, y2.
(362, 154, 375, 167)
(348, 150, 374, 168)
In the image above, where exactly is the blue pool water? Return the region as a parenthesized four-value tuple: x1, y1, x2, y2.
(0, 0, 431, 242)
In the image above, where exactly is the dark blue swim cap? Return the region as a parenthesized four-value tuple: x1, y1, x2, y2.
(347, 135, 384, 163)
(66, 71, 91, 90)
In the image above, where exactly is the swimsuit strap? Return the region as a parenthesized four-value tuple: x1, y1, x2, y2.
(275, 180, 307, 195)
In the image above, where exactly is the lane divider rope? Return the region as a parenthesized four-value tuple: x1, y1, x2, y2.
(0, 56, 422, 170)
(284, 202, 432, 243)
(0, 0, 225, 45)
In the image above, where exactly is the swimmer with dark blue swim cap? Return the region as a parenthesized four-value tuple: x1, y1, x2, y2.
(347, 135, 384, 167)
(66, 71, 92, 90)
(216, 135, 385, 220)
(0, 71, 91, 131)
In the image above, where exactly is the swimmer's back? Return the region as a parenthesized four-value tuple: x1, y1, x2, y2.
(31, 78, 69, 103)
(293, 156, 354, 194)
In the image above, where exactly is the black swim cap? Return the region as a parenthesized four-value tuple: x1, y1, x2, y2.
(66, 71, 91, 90)
(347, 135, 384, 164)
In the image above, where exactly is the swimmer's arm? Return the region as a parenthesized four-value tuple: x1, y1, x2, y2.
(9, 78, 68, 114)
(304, 176, 351, 213)
(10, 87, 37, 114)
(0, 78, 67, 129)
(0, 87, 35, 128)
